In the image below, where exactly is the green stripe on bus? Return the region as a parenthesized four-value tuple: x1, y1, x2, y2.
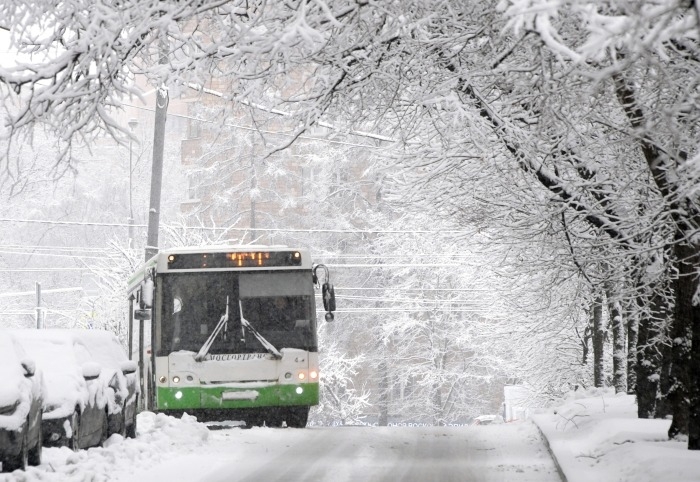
(156, 383, 319, 410)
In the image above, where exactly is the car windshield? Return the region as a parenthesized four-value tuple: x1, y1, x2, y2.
(156, 271, 317, 356)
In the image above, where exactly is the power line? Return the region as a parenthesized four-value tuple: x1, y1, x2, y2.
(0, 250, 107, 260)
(330, 309, 498, 313)
(0, 244, 108, 252)
(0, 268, 95, 272)
(333, 288, 490, 291)
(125, 102, 385, 150)
(326, 263, 478, 268)
(0, 218, 472, 235)
(338, 297, 492, 305)
(0, 287, 84, 298)
(317, 254, 480, 259)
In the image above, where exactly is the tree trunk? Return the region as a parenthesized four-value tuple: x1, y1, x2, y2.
(626, 303, 639, 395)
(667, 244, 695, 440)
(377, 353, 389, 426)
(636, 285, 669, 418)
(592, 296, 605, 388)
(606, 287, 626, 394)
(690, 276, 700, 450)
(612, 68, 700, 449)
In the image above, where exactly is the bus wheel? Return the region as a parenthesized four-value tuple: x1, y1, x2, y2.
(244, 414, 264, 428)
(266, 414, 284, 428)
(285, 407, 309, 428)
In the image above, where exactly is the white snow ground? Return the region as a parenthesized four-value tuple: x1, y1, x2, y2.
(532, 388, 700, 482)
(0, 388, 698, 481)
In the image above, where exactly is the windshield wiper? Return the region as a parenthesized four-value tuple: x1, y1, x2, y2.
(239, 301, 282, 359)
(195, 296, 229, 362)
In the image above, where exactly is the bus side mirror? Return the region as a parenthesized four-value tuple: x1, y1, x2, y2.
(313, 263, 336, 322)
(322, 283, 336, 321)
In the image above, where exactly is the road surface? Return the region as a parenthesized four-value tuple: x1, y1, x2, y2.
(129, 420, 561, 482)
(0, 414, 561, 481)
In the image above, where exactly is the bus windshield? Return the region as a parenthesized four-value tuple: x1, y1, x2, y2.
(156, 271, 317, 357)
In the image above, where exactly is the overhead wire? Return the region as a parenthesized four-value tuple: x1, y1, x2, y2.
(0, 217, 473, 235)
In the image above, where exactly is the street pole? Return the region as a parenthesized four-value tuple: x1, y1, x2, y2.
(128, 118, 138, 249)
(145, 83, 168, 262)
(35, 282, 42, 329)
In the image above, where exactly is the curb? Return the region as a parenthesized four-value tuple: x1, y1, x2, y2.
(530, 417, 568, 482)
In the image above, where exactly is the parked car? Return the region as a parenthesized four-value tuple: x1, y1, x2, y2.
(12, 329, 138, 450)
(67, 330, 139, 439)
(471, 414, 505, 426)
(0, 332, 44, 472)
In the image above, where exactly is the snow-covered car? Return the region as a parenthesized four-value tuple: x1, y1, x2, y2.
(0, 332, 44, 472)
(12, 329, 137, 450)
(67, 330, 139, 438)
(471, 414, 505, 426)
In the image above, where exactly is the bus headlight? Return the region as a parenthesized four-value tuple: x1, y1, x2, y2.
(309, 370, 318, 380)
(159, 376, 167, 384)
(175, 391, 183, 399)
(172, 376, 180, 384)
(296, 387, 303, 395)
(297, 372, 306, 381)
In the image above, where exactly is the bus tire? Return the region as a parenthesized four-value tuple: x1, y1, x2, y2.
(266, 413, 284, 428)
(285, 407, 309, 428)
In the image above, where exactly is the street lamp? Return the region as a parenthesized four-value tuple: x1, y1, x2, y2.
(128, 118, 139, 248)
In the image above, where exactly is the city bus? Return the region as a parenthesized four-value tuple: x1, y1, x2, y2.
(126, 245, 335, 428)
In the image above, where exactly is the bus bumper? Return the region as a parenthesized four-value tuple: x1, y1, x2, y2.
(156, 382, 319, 411)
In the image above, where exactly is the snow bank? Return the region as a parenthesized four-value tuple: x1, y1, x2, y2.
(532, 388, 700, 482)
(1, 412, 209, 481)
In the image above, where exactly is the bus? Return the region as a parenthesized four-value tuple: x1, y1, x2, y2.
(126, 245, 336, 428)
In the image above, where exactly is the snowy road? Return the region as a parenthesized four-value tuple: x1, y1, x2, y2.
(191, 424, 561, 482)
(1, 413, 561, 481)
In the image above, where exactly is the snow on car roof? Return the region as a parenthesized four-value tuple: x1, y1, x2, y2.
(0, 332, 27, 407)
(11, 329, 92, 415)
(0, 331, 42, 431)
(11, 328, 127, 366)
(57, 329, 128, 368)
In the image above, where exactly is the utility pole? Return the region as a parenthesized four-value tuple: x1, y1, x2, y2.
(145, 33, 169, 262)
(35, 282, 42, 329)
(128, 118, 138, 249)
(145, 83, 168, 261)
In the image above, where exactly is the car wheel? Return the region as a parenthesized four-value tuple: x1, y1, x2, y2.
(68, 411, 80, 451)
(116, 411, 127, 438)
(125, 401, 138, 439)
(3, 432, 28, 472)
(28, 413, 43, 467)
(285, 407, 309, 428)
(99, 410, 109, 445)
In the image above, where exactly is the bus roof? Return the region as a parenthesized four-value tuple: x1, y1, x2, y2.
(127, 245, 313, 290)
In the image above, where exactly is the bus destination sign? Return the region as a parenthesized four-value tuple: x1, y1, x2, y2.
(166, 250, 303, 269)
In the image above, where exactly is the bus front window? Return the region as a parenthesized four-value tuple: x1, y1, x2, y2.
(158, 273, 238, 356)
(157, 271, 318, 357)
(240, 295, 314, 351)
